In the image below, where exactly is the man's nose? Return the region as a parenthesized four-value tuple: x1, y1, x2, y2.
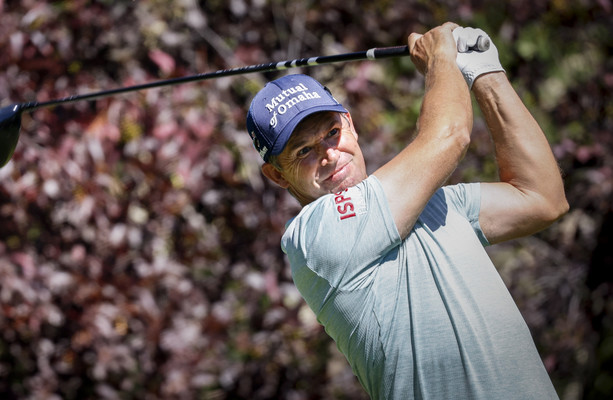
(318, 142, 339, 166)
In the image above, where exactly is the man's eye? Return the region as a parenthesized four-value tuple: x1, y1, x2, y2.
(297, 146, 311, 157)
(328, 128, 340, 137)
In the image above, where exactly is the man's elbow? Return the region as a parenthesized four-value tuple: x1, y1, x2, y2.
(554, 196, 570, 220)
(539, 194, 570, 225)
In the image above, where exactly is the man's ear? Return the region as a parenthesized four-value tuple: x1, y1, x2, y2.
(261, 163, 290, 189)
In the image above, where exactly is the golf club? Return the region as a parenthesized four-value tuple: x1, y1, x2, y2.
(0, 37, 489, 168)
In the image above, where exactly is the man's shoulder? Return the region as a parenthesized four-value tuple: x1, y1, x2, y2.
(285, 175, 382, 232)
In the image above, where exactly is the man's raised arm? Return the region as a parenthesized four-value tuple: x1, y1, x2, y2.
(453, 28, 569, 243)
(373, 22, 473, 239)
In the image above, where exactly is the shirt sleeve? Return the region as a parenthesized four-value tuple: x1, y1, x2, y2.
(442, 182, 490, 247)
(282, 175, 401, 290)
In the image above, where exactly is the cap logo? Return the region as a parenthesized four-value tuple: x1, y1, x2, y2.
(264, 83, 323, 127)
(258, 146, 268, 158)
(269, 111, 278, 128)
(247, 74, 348, 161)
(249, 130, 267, 155)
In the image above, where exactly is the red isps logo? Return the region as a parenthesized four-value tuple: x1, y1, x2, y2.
(334, 189, 356, 220)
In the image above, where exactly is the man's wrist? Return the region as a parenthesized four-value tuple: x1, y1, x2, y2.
(426, 52, 461, 74)
(471, 71, 507, 93)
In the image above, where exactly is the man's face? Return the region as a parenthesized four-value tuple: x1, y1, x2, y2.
(263, 111, 368, 205)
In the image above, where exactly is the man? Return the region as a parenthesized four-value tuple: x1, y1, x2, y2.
(245, 22, 568, 399)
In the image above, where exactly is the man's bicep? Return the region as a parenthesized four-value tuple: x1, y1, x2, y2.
(479, 182, 558, 244)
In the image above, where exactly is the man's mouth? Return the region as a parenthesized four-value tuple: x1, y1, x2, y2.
(323, 162, 349, 184)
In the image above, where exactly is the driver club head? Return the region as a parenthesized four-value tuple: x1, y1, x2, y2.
(0, 104, 23, 168)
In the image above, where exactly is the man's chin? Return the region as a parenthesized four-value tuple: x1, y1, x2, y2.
(325, 176, 365, 194)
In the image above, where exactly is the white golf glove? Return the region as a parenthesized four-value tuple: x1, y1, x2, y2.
(453, 27, 505, 88)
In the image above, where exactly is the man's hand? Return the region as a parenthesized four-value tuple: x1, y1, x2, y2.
(453, 27, 505, 88)
(408, 22, 460, 75)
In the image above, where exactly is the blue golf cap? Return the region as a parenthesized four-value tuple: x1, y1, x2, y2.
(246, 74, 348, 162)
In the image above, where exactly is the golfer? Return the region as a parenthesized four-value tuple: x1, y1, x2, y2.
(246, 22, 567, 399)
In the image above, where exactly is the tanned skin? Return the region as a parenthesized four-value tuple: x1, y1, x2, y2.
(262, 22, 568, 242)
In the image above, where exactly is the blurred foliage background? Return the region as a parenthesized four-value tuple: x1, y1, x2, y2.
(0, 0, 612, 399)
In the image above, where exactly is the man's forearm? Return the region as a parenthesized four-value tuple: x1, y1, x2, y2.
(473, 72, 568, 217)
(419, 56, 473, 142)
